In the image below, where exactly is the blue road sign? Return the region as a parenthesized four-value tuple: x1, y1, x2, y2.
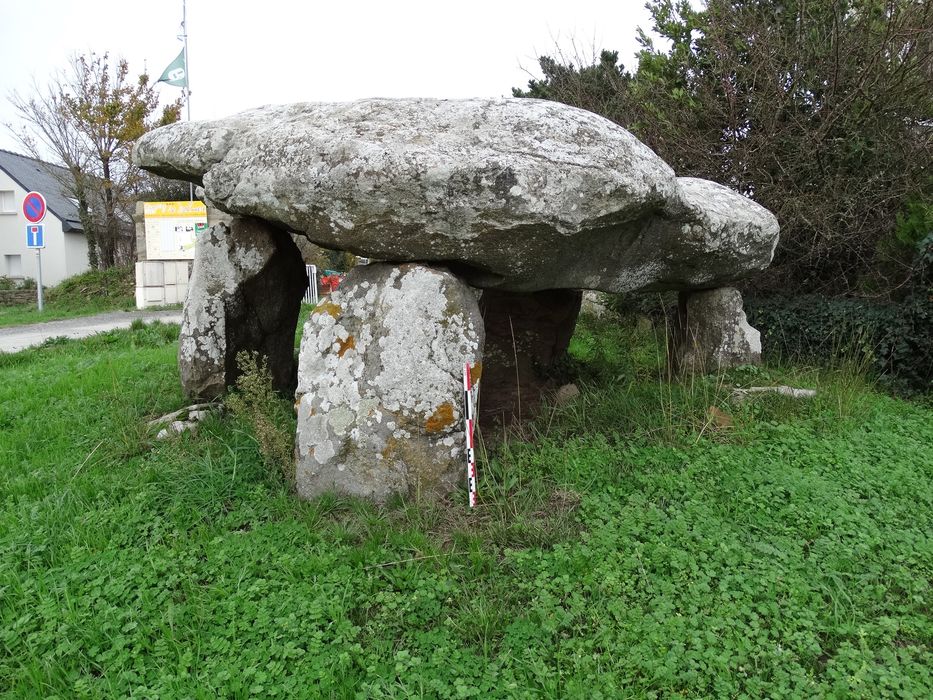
(27, 224, 45, 249)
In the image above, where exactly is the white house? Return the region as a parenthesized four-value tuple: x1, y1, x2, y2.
(0, 149, 89, 286)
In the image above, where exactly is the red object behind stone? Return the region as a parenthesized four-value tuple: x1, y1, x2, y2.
(320, 274, 344, 293)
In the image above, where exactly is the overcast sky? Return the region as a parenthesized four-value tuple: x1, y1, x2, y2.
(0, 0, 655, 157)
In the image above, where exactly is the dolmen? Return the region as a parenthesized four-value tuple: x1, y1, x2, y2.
(134, 98, 779, 502)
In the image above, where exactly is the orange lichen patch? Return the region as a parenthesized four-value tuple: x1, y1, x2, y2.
(425, 402, 455, 433)
(336, 335, 356, 357)
(312, 301, 343, 318)
(469, 362, 483, 382)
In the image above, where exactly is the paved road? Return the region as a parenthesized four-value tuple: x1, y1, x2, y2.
(0, 310, 183, 354)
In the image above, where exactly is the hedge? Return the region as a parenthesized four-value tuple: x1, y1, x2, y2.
(745, 293, 931, 394)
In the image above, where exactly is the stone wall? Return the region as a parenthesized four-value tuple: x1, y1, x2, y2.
(0, 289, 35, 306)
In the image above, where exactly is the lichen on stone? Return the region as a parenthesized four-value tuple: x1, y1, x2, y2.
(293, 263, 484, 503)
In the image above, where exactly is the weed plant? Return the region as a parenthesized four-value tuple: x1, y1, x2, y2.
(226, 351, 297, 484)
(0, 316, 930, 697)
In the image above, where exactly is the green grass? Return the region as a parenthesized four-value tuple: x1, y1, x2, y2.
(0, 266, 137, 328)
(0, 316, 930, 698)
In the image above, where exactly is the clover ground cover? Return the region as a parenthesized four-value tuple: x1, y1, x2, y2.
(0, 319, 930, 697)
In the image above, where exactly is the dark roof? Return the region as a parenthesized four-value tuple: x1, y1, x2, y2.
(0, 149, 83, 233)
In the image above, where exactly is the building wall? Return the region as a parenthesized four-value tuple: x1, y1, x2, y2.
(0, 169, 89, 286)
(64, 230, 90, 278)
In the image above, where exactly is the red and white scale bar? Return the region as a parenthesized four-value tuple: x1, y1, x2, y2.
(463, 363, 479, 508)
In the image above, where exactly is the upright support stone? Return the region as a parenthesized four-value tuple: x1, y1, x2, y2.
(178, 217, 307, 399)
(295, 263, 484, 503)
(674, 287, 761, 374)
(478, 288, 582, 428)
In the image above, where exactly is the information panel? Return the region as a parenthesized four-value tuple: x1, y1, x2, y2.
(143, 201, 208, 260)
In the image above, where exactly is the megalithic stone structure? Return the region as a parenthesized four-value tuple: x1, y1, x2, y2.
(178, 216, 306, 399)
(134, 99, 779, 295)
(134, 97, 781, 502)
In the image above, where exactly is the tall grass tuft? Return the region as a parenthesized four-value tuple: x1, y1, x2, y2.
(533, 307, 884, 448)
(225, 351, 296, 485)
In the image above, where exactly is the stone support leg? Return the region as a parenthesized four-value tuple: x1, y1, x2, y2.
(673, 287, 761, 374)
(178, 217, 307, 400)
(478, 288, 582, 429)
(294, 264, 484, 503)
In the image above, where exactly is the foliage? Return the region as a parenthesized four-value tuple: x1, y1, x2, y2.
(135, 172, 193, 203)
(915, 233, 933, 288)
(0, 265, 137, 327)
(225, 351, 297, 484)
(1, 318, 931, 696)
(745, 233, 933, 394)
(514, 0, 933, 297)
(0, 276, 36, 291)
(328, 248, 359, 272)
(45, 263, 134, 305)
(746, 291, 932, 394)
(895, 201, 933, 251)
(601, 266, 932, 395)
(292, 237, 359, 278)
(8, 52, 182, 268)
(514, 49, 634, 126)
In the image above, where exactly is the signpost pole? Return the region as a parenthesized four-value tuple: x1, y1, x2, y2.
(35, 249, 44, 312)
(182, 0, 193, 202)
(23, 192, 47, 312)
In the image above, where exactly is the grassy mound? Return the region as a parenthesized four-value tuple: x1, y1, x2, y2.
(0, 265, 137, 328)
(0, 316, 930, 697)
(46, 264, 135, 307)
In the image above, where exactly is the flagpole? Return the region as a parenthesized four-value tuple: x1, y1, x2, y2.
(182, 0, 193, 201)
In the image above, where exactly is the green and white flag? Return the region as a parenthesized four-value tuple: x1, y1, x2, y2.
(158, 49, 187, 88)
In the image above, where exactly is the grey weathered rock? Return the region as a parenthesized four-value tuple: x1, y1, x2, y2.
(731, 386, 817, 401)
(134, 98, 779, 293)
(581, 291, 612, 318)
(675, 287, 761, 373)
(148, 403, 219, 440)
(554, 383, 581, 406)
(294, 263, 483, 503)
(179, 217, 306, 399)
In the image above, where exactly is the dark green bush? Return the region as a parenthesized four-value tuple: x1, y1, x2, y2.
(748, 235, 932, 393)
(746, 293, 931, 394)
(596, 237, 932, 393)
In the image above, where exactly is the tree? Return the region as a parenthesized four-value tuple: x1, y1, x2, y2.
(513, 49, 636, 127)
(9, 79, 102, 268)
(514, 0, 933, 297)
(9, 52, 182, 268)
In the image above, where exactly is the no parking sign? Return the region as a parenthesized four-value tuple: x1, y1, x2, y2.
(22, 192, 47, 224)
